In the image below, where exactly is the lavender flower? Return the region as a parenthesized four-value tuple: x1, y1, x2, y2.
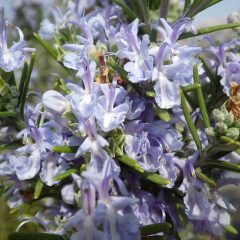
(95, 75, 129, 132)
(115, 19, 153, 83)
(0, 9, 25, 72)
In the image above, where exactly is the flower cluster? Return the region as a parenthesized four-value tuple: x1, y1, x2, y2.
(0, 1, 240, 240)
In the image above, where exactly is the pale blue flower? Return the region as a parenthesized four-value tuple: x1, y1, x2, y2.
(116, 19, 153, 83)
(0, 9, 25, 72)
(95, 76, 129, 132)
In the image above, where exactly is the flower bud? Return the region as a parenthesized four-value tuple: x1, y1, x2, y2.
(226, 127, 239, 140)
(224, 112, 234, 127)
(42, 90, 70, 115)
(213, 109, 225, 122)
(206, 127, 215, 138)
(215, 122, 228, 134)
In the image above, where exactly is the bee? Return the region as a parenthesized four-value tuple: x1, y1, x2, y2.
(227, 82, 240, 120)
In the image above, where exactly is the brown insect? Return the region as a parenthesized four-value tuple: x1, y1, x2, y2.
(226, 82, 240, 120)
(95, 53, 109, 84)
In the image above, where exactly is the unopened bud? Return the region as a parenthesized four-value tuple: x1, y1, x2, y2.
(213, 109, 225, 122)
(215, 122, 228, 134)
(226, 127, 240, 140)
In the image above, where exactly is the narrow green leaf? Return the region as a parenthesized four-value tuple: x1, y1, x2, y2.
(118, 154, 144, 173)
(34, 179, 44, 199)
(0, 111, 16, 117)
(195, 168, 216, 187)
(180, 88, 202, 153)
(185, 0, 222, 18)
(19, 53, 35, 119)
(118, 155, 169, 186)
(207, 160, 240, 173)
(53, 169, 78, 181)
(182, 83, 200, 92)
(112, 0, 137, 21)
(179, 22, 240, 40)
(10, 203, 27, 214)
(33, 33, 58, 60)
(185, 0, 209, 17)
(153, 105, 171, 122)
(183, 0, 192, 13)
(140, 222, 172, 236)
(224, 225, 238, 235)
(220, 136, 240, 148)
(18, 61, 28, 106)
(8, 233, 64, 240)
(52, 145, 78, 153)
(132, 0, 151, 33)
(141, 171, 169, 186)
(193, 65, 210, 128)
(0, 141, 22, 151)
(199, 56, 217, 102)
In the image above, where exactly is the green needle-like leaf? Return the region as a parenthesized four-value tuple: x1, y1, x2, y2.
(0, 111, 17, 117)
(140, 222, 172, 236)
(118, 155, 169, 186)
(34, 179, 44, 199)
(0, 141, 22, 151)
(53, 169, 78, 181)
(118, 154, 144, 173)
(112, 0, 137, 21)
(18, 61, 28, 106)
(193, 65, 210, 128)
(182, 83, 200, 92)
(19, 53, 35, 119)
(179, 22, 240, 40)
(195, 168, 216, 187)
(8, 233, 64, 240)
(207, 160, 240, 173)
(180, 88, 202, 153)
(33, 33, 58, 60)
(220, 136, 240, 148)
(52, 145, 78, 153)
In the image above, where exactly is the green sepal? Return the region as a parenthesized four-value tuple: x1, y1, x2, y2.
(33, 179, 44, 200)
(53, 168, 78, 181)
(140, 222, 172, 236)
(224, 224, 238, 235)
(153, 105, 171, 122)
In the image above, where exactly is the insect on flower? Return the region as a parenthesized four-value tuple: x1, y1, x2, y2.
(226, 82, 240, 120)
